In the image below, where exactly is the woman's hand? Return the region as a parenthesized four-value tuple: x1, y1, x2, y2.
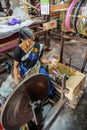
(14, 74, 22, 85)
(49, 59, 58, 68)
(14, 78, 20, 85)
(40, 56, 58, 68)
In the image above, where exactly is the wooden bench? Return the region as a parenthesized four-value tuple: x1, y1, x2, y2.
(0, 20, 48, 56)
(0, 32, 19, 53)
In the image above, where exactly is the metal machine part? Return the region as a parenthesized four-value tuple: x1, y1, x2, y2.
(1, 74, 49, 130)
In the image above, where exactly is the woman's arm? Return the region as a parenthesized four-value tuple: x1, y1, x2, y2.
(39, 47, 58, 67)
(40, 57, 51, 64)
(13, 60, 21, 85)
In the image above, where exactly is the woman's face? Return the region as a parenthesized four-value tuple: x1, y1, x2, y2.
(22, 38, 34, 48)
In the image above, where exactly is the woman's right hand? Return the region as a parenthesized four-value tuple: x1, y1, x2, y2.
(14, 74, 22, 85)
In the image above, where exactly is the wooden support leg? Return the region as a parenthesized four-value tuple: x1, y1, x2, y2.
(61, 74, 66, 101)
(59, 31, 64, 63)
(81, 51, 87, 73)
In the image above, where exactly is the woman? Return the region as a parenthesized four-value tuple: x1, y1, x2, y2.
(13, 26, 57, 97)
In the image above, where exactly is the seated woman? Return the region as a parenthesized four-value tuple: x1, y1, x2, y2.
(13, 26, 57, 97)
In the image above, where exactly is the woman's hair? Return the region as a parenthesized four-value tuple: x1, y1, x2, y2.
(18, 38, 22, 44)
(19, 26, 35, 41)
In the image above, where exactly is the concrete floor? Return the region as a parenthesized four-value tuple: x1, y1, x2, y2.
(47, 95, 87, 130)
(44, 37, 87, 130)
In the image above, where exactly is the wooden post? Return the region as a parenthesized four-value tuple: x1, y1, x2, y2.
(0, 1, 4, 12)
(45, 0, 51, 51)
(60, 31, 64, 63)
(46, 14, 51, 50)
(61, 74, 66, 101)
(81, 51, 87, 73)
(59, 10, 65, 63)
(4, 0, 12, 16)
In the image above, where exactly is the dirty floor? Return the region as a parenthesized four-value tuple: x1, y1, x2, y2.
(46, 37, 87, 130)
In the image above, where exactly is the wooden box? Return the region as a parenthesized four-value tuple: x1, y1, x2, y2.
(49, 62, 86, 108)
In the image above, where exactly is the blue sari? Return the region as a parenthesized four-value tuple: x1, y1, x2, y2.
(19, 43, 55, 97)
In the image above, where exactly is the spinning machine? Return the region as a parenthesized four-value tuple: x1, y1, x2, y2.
(1, 64, 86, 130)
(0, 73, 66, 130)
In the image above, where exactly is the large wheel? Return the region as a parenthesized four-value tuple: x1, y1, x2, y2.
(65, 0, 79, 31)
(1, 74, 49, 130)
(73, 0, 85, 33)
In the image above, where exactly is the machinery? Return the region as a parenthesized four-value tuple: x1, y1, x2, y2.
(0, 73, 66, 130)
(0, 62, 86, 130)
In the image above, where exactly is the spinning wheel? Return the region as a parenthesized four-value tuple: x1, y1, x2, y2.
(65, 0, 79, 31)
(73, 0, 87, 36)
(1, 74, 49, 130)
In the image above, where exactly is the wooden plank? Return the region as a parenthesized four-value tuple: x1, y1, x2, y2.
(50, 4, 69, 11)
(0, 38, 18, 48)
(0, 38, 18, 53)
